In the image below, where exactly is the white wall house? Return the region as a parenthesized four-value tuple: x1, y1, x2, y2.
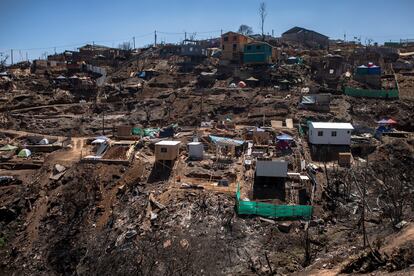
(308, 122, 354, 145)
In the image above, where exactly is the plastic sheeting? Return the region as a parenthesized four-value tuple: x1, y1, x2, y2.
(209, 135, 244, 146)
(0, 144, 18, 151)
(236, 184, 312, 219)
(301, 95, 316, 104)
(276, 134, 294, 141)
(143, 128, 160, 137)
(132, 128, 144, 136)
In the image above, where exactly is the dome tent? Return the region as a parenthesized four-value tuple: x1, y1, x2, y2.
(18, 149, 31, 158)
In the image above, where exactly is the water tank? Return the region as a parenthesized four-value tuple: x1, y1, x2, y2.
(368, 66, 381, 75)
(188, 142, 203, 160)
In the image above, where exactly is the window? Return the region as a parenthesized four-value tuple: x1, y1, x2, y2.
(233, 36, 237, 41)
(247, 46, 251, 50)
(256, 45, 261, 50)
(318, 131, 324, 136)
(161, 147, 168, 153)
(222, 45, 225, 50)
(331, 131, 337, 137)
(189, 47, 193, 52)
(224, 36, 229, 42)
(233, 44, 237, 51)
(347, 130, 350, 134)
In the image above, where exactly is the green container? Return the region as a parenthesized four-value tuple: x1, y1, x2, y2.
(356, 66, 369, 75)
(344, 87, 399, 99)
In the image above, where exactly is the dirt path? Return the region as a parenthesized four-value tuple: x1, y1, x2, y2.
(49, 137, 86, 162)
(381, 223, 414, 254)
(8, 102, 92, 113)
(0, 128, 64, 140)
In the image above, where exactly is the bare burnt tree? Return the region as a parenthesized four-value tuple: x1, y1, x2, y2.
(238, 24, 253, 36)
(0, 52, 8, 71)
(119, 41, 132, 50)
(259, 2, 267, 40)
(378, 170, 412, 226)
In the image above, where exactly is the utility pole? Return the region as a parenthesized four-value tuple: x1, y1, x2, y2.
(185, 31, 187, 41)
(26, 52, 28, 62)
(272, 29, 274, 37)
(154, 30, 157, 47)
(220, 29, 223, 36)
(102, 111, 105, 136)
(10, 49, 13, 65)
(133, 36, 136, 49)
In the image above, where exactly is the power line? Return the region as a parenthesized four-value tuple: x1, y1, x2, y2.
(1, 32, 155, 52)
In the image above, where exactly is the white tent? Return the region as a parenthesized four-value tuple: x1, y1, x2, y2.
(39, 138, 49, 145)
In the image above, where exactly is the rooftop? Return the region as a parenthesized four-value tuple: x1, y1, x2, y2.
(188, 142, 202, 145)
(156, 140, 181, 146)
(282, 26, 329, 39)
(310, 122, 354, 130)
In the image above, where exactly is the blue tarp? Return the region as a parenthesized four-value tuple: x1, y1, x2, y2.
(374, 125, 394, 139)
(159, 126, 174, 138)
(276, 134, 294, 141)
(209, 135, 244, 146)
(138, 71, 146, 78)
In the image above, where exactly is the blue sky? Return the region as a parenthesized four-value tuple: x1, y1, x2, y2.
(1, 0, 414, 62)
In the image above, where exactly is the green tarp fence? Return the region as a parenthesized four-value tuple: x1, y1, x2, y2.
(344, 87, 399, 99)
(236, 184, 313, 220)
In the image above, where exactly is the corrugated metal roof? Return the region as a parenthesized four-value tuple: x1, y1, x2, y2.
(310, 122, 354, 130)
(256, 160, 288, 177)
(209, 135, 244, 146)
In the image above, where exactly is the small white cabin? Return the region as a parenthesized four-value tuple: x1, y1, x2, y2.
(308, 122, 354, 145)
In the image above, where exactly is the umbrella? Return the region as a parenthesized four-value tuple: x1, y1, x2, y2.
(95, 136, 109, 141)
(377, 118, 397, 124)
(386, 118, 397, 124)
(92, 139, 107, 144)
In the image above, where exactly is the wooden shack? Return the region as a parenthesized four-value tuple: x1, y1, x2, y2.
(155, 141, 181, 161)
(117, 125, 132, 137)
